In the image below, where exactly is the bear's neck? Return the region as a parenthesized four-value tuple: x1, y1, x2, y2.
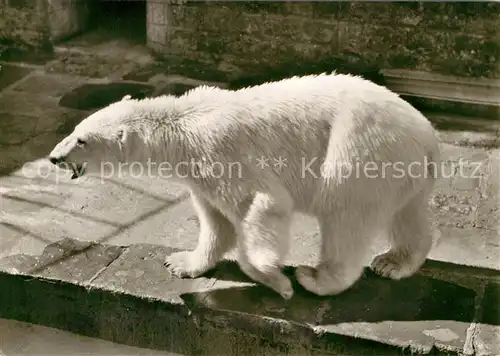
(124, 125, 205, 180)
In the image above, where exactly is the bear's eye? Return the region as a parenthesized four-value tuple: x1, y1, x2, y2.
(76, 139, 87, 146)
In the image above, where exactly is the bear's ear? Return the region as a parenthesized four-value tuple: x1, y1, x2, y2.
(121, 95, 132, 101)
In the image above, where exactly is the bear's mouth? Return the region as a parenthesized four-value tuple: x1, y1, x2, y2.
(70, 164, 85, 179)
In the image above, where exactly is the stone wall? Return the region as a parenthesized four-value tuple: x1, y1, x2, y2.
(0, 0, 51, 52)
(147, 1, 500, 80)
(0, 0, 89, 54)
(47, 0, 90, 42)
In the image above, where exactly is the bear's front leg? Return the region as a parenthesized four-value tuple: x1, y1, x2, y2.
(237, 191, 294, 300)
(164, 191, 236, 278)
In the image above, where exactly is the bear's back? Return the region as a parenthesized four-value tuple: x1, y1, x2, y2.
(178, 73, 428, 136)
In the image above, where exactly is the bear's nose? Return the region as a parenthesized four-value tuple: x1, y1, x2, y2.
(49, 156, 65, 165)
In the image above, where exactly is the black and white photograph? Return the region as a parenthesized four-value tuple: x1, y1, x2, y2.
(0, 1, 499, 355)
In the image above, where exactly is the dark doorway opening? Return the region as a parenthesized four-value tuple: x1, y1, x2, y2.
(88, 0, 147, 44)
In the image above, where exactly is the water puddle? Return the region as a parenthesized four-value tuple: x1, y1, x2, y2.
(59, 82, 154, 110)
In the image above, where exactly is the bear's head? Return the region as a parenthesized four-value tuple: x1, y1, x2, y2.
(48, 95, 137, 179)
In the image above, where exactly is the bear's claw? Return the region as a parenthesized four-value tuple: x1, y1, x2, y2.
(164, 250, 211, 278)
(370, 251, 417, 280)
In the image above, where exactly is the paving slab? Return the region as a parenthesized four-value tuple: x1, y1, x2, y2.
(45, 51, 137, 79)
(430, 227, 500, 270)
(0, 318, 175, 356)
(0, 159, 189, 258)
(0, 126, 81, 177)
(0, 239, 496, 355)
(0, 64, 33, 91)
(476, 149, 500, 231)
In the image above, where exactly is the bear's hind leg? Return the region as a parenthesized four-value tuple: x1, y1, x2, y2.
(238, 192, 294, 300)
(370, 189, 433, 279)
(165, 191, 236, 278)
(296, 217, 371, 296)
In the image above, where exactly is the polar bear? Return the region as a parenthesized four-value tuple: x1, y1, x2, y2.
(48, 73, 440, 300)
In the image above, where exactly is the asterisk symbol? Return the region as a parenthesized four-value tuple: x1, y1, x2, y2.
(256, 156, 269, 169)
(274, 156, 287, 170)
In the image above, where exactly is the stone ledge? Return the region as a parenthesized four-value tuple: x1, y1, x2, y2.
(382, 69, 500, 120)
(0, 238, 499, 355)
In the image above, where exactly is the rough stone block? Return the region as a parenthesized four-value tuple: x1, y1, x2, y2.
(155, 1, 500, 79)
(0, 238, 124, 283)
(0, 269, 200, 354)
(0, 0, 51, 50)
(474, 323, 500, 356)
(340, 2, 420, 26)
(90, 244, 217, 304)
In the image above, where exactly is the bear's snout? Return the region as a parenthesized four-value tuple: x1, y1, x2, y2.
(48, 156, 66, 165)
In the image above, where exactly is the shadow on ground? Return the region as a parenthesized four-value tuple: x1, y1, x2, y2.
(183, 260, 483, 326)
(58, 82, 155, 110)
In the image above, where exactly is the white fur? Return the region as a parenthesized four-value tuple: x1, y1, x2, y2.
(49, 73, 440, 299)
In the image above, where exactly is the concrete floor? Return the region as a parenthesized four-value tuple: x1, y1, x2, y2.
(0, 319, 181, 355)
